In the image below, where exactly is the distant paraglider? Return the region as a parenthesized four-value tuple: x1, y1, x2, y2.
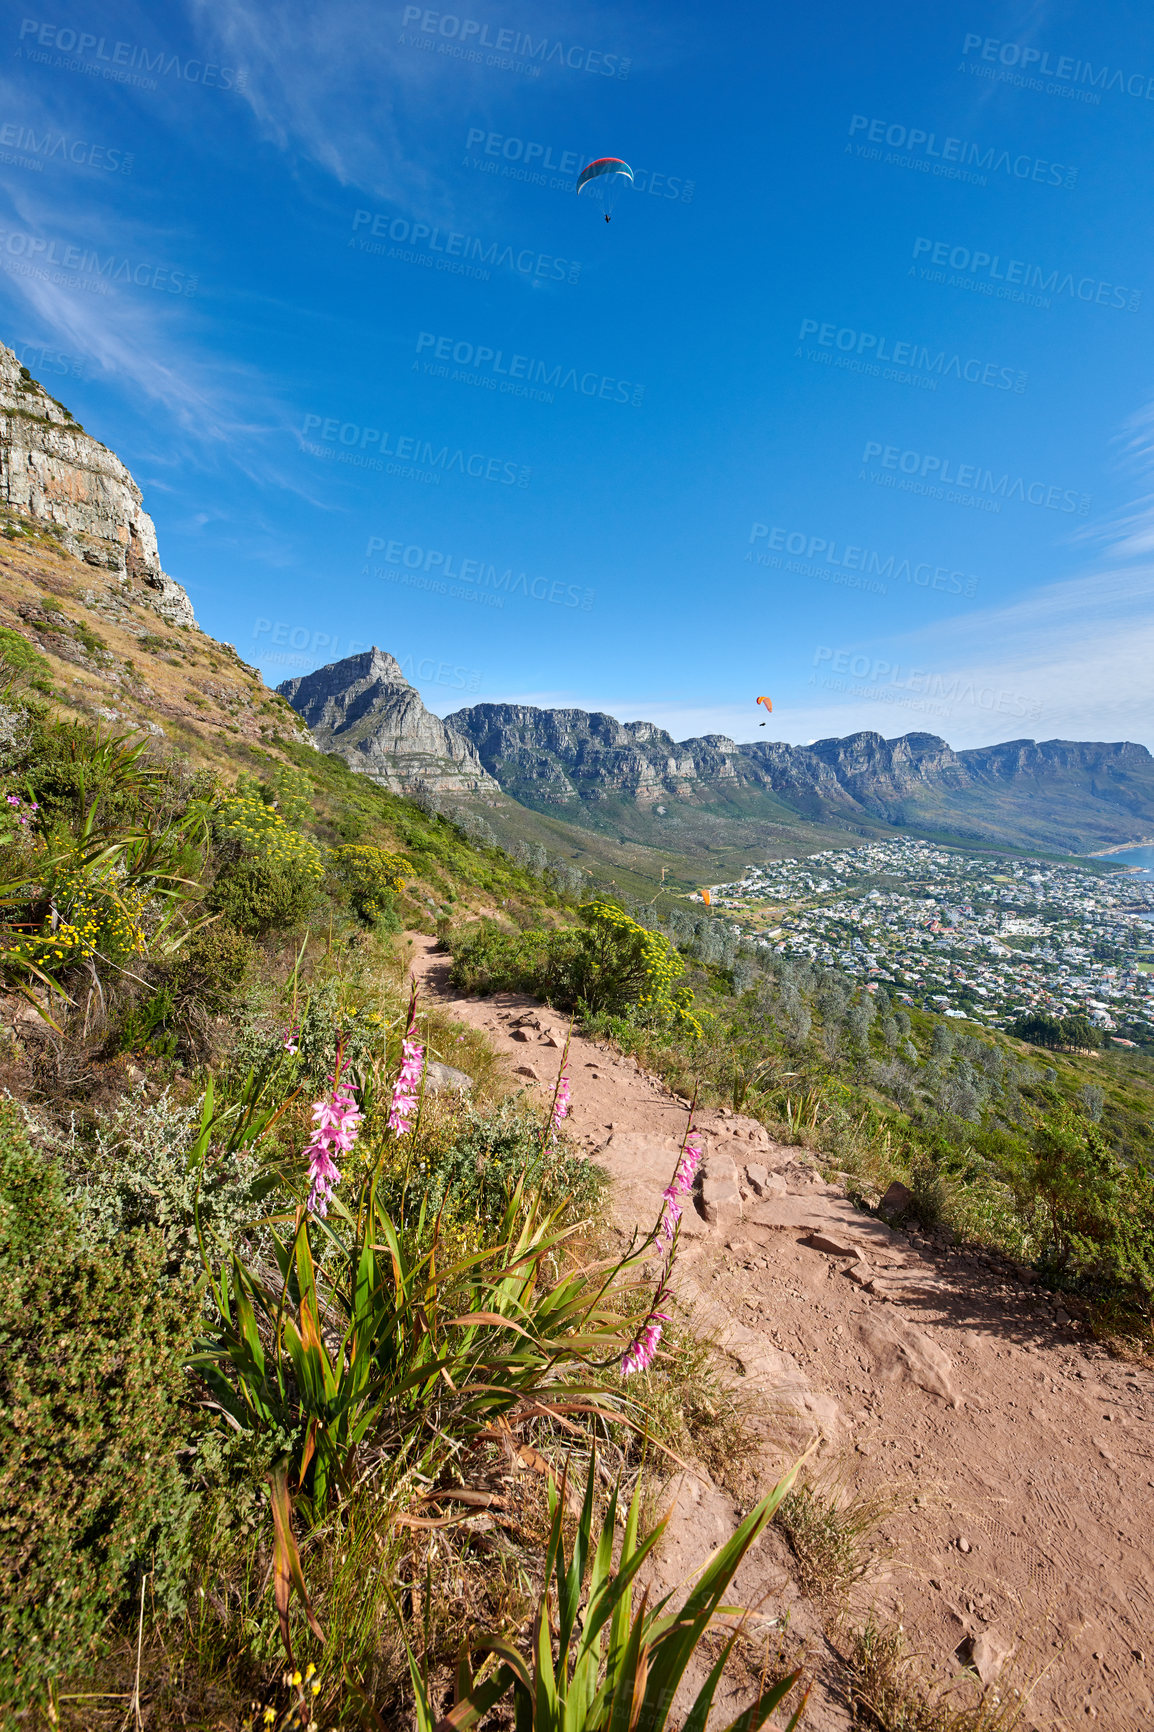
(757, 693, 773, 727)
(701, 889, 712, 907)
(577, 157, 633, 221)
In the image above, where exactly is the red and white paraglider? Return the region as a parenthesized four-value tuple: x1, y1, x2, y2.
(577, 157, 633, 221)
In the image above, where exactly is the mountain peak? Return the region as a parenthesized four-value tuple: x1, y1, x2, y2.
(278, 650, 494, 795)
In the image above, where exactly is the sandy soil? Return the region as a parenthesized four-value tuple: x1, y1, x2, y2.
(406, 933, 1154, 1730)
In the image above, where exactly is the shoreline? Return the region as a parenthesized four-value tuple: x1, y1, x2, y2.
(1086, 837, 1154, 860)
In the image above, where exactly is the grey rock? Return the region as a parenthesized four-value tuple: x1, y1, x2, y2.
(0, 342, 196, 627)
(855, 1311, 959, 1406)
(424, 1061, 473, 1095)
(804, 1230, 862, 1257)
(968, 1628, 1013, 1685)
(278, 648, 497, 795)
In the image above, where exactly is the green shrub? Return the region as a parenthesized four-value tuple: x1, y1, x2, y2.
(208, 795, 325, 935)
(329, 842, 410, 923)
(0, 627, 51, 691)
(208, 850, 321, 935)
(167, 919, 256, 1012)
(1013, 1108, 1154, 1315)
(448, 902, 699, 1032)
(68, 1088, 262, 1282)
(378, 1097, 604, 1228)
(0, 1106, 198, 1706)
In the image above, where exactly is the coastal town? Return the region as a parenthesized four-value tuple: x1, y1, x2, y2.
(702, 839, 1154, 1045)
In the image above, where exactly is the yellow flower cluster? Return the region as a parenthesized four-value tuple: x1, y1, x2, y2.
(331, 844, 410, 895)
(1, 866, 150, 972)
(216, 795, 325, 880)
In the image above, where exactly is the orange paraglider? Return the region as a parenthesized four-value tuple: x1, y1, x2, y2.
(702, 889, 712, 906)
(757, 694, 773, 726)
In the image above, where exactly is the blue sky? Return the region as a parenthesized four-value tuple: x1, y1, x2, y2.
(3, 0, 1154, 750)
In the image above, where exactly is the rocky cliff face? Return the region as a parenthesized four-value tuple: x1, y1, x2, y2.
(0, 342, 195, 626)
(446, 705, 1154, 852)
(442, 703, 821, 812)
(278, 650, 497, 795)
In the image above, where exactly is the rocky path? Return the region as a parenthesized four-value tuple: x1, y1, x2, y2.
(406, 934, 1154, 1730)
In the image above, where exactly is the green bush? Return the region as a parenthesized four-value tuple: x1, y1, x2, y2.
(448, 902, 699, 1031)
(208, 795, 325, 935)
(378, 1097, 604, 1228)
(208, 851, 321, 935)
(328, 842, 410, 923)
(70, 1088, 262, 1282)
(168, 919, 257, 1010)
(0, 627, 51, 691)
(1013, 1108, 1154, 1316)
(0, 1106, 198, 1706)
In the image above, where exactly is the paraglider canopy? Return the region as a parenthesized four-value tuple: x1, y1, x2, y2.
(577, 157, 633, 220)
(756, 695, 773, 713)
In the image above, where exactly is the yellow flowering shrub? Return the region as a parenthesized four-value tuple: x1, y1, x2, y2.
(208, 796, 325, 936)
(329, 843, 411, 923)
(0, 859, 151, 975)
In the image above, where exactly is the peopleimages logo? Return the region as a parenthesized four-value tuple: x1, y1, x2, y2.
(961, 33, 1154, 100)
(747, 525, 979, 597)
(910, 237, 1141, 313)
(300, 415, 531, 487)
(847, 113, 1077, 188)
(797, 317, 1026, 392)
(350, 208, 581, 284)
(0, 120, 133, 173)
(0, 226, 197, 296)
(415, 332, 645, 406)
(16, 18, 246, 91)
(860, 440, 1091, 515)
(812, 647, 1043, 721)
(365, 537, 594, 611)
(399, 9, 630, 77)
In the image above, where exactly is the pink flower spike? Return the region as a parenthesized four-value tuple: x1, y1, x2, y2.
(621, 1311, 669, 1378)
(388, 1021, 425, 1135)
(304, 1052, 363, 1215)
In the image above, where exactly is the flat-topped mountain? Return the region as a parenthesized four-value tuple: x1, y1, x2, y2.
(278, 649, 496, 796)
(445, 704, 1154, 855)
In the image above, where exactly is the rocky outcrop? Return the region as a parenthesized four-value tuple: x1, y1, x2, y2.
(0, 342, 195, 626)
(278, 649, 496, 795)
(442, 703, 837, 814)
(446, 705, 1154, 852)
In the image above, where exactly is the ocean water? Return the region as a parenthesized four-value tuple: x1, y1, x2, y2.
(1108, 845, 1154, 881)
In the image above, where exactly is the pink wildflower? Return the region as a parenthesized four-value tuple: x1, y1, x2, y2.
(388, 1026, 425, 1135)
(304, 1068, 362, 1217)
(621, 1310, 669, 1377)
(552, 1068, 571, 1129)
(655, 1130, 702, 1249)
(623, 1112, 701, 1377)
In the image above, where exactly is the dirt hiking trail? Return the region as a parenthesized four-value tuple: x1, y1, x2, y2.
(407, 934, 1154, 1730)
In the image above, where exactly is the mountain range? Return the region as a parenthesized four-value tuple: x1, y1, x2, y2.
(0, 333, 1150, 875)
(279, 654, 1154, 858)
